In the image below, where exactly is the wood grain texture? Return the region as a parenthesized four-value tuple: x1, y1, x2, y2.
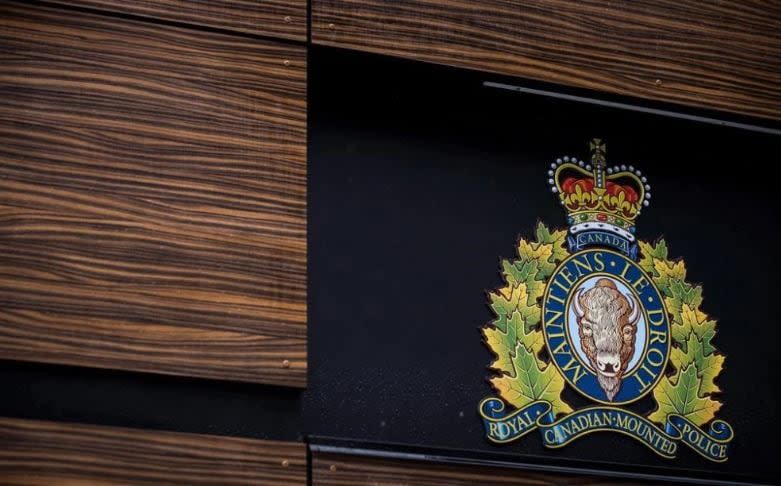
(51, 0, 307, 41)
(312, 0, 781, 120)
(0, 2, 307, 387)
(0, 417, 306, 485)
(312, 452, 649, 486)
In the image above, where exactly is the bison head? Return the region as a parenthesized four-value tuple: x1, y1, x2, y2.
(572, 278, 640, 401)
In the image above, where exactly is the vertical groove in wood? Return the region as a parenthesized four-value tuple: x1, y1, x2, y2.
(0, 2, 308, 387)
(312, 0, 781, 120)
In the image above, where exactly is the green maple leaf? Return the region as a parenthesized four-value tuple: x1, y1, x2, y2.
(671, 332, 724, 395)
(485, 228, 573, 417)
(491, 342, 572, 416)
(638, 239, 668, 275)
(665, 279, 704, 332)
(524, 277, 546, 310)
(654, 259, 687, 296)
(670, 304, 717, 355)
(483, 323, 544, 376)
(634, 243, 725, 427)
(484, 283, 543, 375)
(649, 364, 721, 426)
(502, 259, 537, 288)
(501, 259, 545, 313)
(535, 223, 568, 264)
(489, 284, 522, 326)
(517, 239, 556, 280)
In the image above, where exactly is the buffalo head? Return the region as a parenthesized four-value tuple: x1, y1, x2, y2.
(572, 278, 640, 401)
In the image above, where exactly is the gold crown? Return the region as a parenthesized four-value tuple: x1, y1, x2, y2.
(547, 139, 650, 238)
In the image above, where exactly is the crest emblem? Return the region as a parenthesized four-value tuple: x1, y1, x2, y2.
(478, 139, 734, 462)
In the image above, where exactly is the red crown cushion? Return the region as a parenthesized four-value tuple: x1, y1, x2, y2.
(562, 177, 639, 203)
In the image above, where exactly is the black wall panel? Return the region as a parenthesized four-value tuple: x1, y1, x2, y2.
(306, 46, 780, 484)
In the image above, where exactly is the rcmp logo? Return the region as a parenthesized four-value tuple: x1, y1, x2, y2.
(478, 139, 734, 462)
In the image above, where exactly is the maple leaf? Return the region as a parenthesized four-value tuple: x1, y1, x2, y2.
(484, 283, 543, 375)
(654, 259, 687, 295)
(638, 239, 668, 275)
(484, 229, 573, 417)
(489, 284, 523, 326)
(502, 259, 536, 288)
(670, 332, 724, 395)
(524, 277, 546, 308)
(634, 244, 725, 427)
(483, 322, 544, 376)
(491, 342, 572, 416)
(649, 365, 722, 426)
(484, 328, 515, 376)
(517, 239, 556, 279)
(671, 304, 717, 354)
(664, 280, 704, 330)
(501, 259, 545, 309)
(535, 223, 568, 264)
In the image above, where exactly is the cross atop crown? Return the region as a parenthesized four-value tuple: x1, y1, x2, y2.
(589, 138, 607, 189)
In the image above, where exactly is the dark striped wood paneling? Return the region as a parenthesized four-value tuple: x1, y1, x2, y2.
(52, 0, 307, 41)
(312, 452, 647, 485)
(312, 0, 781, 120)
(0, 2, 307, 387)
(0, 417, 306, 485)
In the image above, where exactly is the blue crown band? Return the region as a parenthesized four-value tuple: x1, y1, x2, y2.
(568, 229, 638, 260)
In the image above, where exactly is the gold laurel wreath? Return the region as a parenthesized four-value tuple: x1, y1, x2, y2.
(483, 223, 725, 425)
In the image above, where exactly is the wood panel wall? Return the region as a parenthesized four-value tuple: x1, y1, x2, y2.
(312, 451, 647, 485)
(312, 0, 781, 121)
(51, 0, 307, 41)
(0, 2, 307, 387)
(0, 417, 306, 485)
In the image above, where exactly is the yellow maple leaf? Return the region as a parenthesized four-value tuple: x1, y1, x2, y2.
(654, 259, 687, 292)
(514, 284, 540, 324)
(491, 343, 572, 416)
(484, 228, 572, 418)
(672, 304, 717, 354)
(484, 310, 544, 375)
(518, 240, 554, 272)
(535, 223, 568, 264)
(489, 284, 523, 319)
(483, 327, 514, 375)
(649, 365, 722, 426)
(638, 241, 658, 275)
(670, 332, 724, 395)
(638, 239, 669, 276)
